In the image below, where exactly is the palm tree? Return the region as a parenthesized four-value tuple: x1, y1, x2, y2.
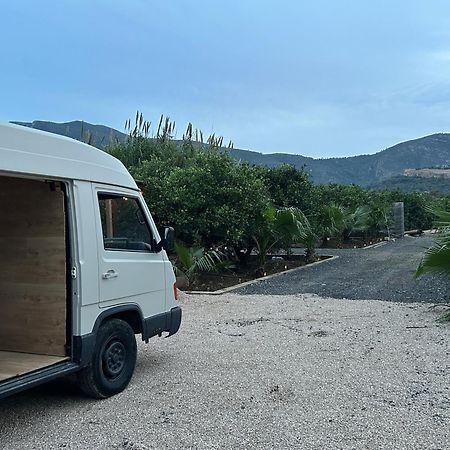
(320, 204, 371, 244)
(174, 243, 224, 285)
(252, 206, 319, 268)
(290, 209, 319, 262)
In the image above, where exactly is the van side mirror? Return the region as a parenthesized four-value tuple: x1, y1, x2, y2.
(163, 227, 175, 252)
(155, 227, 175, 253)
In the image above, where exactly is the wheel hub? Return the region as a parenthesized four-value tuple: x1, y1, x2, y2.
(103, 340, 126, 378)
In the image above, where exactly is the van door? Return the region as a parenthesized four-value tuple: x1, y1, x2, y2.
(94, 186, 166, 318)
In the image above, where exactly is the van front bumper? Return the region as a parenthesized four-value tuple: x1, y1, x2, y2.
(142, 306, 182, 341)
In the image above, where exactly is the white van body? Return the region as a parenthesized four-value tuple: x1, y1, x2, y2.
(0, 123, 181, 399)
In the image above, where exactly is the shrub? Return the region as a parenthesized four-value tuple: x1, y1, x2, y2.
(255, 165, 315, 213)
(134, 149, 269, 248)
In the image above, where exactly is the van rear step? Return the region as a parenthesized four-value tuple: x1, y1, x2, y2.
(0, 351, 69, 382)
(0, 360, 79, 400)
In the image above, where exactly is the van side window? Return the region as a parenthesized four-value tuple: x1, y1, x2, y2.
(98, 194, 154, 252)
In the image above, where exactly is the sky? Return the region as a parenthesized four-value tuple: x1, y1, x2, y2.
(2, 0, 450, 157)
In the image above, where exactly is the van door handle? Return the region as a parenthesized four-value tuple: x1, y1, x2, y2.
(102, 270, 119, 280)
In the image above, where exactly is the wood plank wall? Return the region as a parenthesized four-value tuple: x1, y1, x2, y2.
(0, 177, 66, 356)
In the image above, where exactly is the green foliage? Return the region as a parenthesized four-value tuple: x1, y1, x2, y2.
(314, 183, 446, 233)
(364, 198, 391, 236)
(254, 165, 315, 213)
(251, 205, 279, 268)
(174, 242, 224, 283)
(108, 116, 188, 169)
(401, 192, 434, 231)
(274, 207, 307, 253)
(314, 185, 375, 240)
(135, 151, 268, 247)
(293, 209, 320, 262)
(317, 204, 371, 242)
(318, 204, 348, 241)
(369, 190, 450, 232)
(437, 310, 450, 322)
(351, 205, 372, 233)
(252, 206, 319, 267)
(315, 184, 370, 209)
(416, 209, 450, 279)
(107, 111, 450, 276)
(108, 112, 268, 249)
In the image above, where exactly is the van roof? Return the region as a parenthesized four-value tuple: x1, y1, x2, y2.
(0, 123, 137, 189)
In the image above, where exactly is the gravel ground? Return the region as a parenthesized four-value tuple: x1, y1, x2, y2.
(0, 292, 449, 450)
(237, 235, 450, 303)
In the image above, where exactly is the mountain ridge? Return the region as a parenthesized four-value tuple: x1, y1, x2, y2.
(11, 120, 450, 186)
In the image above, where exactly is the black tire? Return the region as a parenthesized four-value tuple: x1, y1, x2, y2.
(77, 318, 137, 399)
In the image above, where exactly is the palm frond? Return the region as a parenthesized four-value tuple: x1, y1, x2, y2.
(416, 244, 450, 278)
(416, 207, 450, 279)
(174, 243, 225, 281)
(350, 205, 371, 232)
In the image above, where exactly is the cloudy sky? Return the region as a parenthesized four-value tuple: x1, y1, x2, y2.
(2, 1, 450, 157)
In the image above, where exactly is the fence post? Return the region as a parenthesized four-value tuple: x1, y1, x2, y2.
(392, 202, 405, 238)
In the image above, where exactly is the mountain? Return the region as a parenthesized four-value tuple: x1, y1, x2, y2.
(10, 120, 450, 186)
(230, 134, 450, 186)
(11, 120, 126, 149)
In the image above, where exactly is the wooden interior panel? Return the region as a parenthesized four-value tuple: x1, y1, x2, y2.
(0, 176, 66, 356)
(0, 351, 68, 381)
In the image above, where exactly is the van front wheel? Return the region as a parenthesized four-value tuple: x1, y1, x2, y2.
(78, 318, 137, 398)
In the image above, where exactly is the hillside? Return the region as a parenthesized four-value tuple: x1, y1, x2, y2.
(404, 168, 450, 178)
(370, 175, 450, 194)
(230, 134, 450, 185)
(10, 120, 450, 186)
(11, 120, 126, 149)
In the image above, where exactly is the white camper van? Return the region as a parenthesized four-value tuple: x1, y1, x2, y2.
(0, 123, 181, 399)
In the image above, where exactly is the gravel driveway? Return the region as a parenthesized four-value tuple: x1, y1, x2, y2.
(0, 292, 449, 450)
(237, 235, 450, 303)
(1, 235, 449, 449)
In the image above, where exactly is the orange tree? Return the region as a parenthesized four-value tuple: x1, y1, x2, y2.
(134, 149, 269, 248)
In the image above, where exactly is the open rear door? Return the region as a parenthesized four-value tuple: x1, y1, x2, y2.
(0, 176, 68, 382)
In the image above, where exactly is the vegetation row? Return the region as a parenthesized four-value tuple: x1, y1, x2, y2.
(108, 113, 450, 286)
